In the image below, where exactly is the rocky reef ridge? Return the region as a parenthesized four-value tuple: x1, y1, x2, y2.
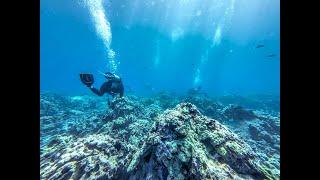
(40, 93, 279, 179)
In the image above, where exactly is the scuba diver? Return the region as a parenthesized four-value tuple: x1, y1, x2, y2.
(80, 72, 124, 99)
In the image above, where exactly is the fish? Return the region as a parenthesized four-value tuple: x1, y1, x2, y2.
(256, 44, 265, 48)
(266, 54, 277, 58)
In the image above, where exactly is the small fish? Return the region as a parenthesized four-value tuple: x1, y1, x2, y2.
(256, 44, 265, 48)
(266, 54, 277, 58)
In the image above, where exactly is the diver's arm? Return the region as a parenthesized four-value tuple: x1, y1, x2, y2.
(89, 82, 110, 96)
(89, 86, 104, 96)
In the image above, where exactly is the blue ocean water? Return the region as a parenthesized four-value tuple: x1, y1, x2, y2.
(40, 0, 279, 97)
(40, 1, 280, 178)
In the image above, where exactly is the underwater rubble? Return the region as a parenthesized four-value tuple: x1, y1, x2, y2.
(40, 92, 280, 179)
(40, 92, 108, 153)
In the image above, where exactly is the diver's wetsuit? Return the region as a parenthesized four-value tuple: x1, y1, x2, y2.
(89, 75, 124, 98)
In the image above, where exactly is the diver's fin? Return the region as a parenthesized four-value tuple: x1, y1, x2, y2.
(80, 73, 94, 86)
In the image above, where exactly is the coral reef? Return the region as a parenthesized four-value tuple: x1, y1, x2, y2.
(222, 104, 257, 121)
(40, 93, 107, 153)
(40, 92, 279, 179)
(127, 103, 276, 179)
(217, 94, 280, 115)
(183, 90, 225, 120)
(181, 90, 280, 176)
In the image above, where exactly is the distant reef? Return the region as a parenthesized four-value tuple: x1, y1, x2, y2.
(40, 91, 279, 179)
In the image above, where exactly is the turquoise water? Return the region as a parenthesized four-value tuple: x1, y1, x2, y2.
(40, 0, 279, 97)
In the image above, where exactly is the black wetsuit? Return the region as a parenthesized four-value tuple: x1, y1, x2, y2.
(89, 78, 124, 98)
